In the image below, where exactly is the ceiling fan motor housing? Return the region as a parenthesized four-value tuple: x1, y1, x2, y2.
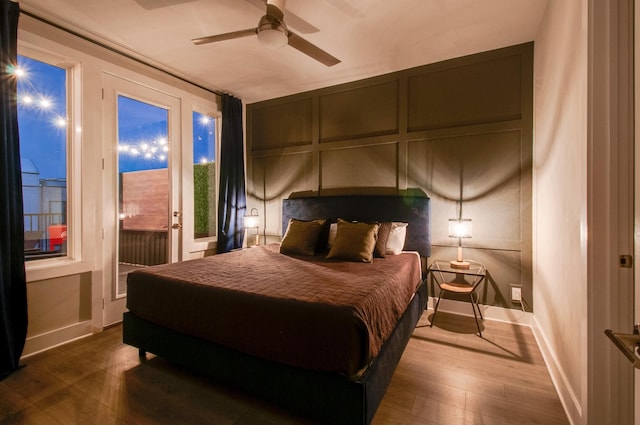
(257, 12, 288, 48)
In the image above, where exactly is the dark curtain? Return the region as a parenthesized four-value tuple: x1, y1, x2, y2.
(216, 94, 246, 253)
(0, 0, 27, 381)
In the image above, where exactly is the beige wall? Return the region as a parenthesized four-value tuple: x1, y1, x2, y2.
(533, 0, 635, 424)
(533, 0, 588, 421)
(247, 43, 533, 313)
(24, 273, 92, 354)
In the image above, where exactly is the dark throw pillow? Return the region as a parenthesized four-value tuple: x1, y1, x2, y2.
(326, 219, 379, 263)
(280, 218, 326, 256)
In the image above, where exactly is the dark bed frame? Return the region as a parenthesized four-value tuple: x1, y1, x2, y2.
(123, 194, 430, 425)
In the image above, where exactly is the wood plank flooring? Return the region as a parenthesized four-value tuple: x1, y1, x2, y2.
(0, 311, 569, 425)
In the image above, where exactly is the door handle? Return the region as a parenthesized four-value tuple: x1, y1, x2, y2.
(171, 223, 182, 229)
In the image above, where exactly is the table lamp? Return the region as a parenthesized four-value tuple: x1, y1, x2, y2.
(243, 208, 260, 246)
(449, 218, 472, 269)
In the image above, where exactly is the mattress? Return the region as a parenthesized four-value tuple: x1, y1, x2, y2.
(126, 244, 422, 376)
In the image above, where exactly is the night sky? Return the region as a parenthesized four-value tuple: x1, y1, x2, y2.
(17, 55, 215, 180)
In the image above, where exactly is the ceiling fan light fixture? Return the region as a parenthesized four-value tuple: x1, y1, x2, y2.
(192, 0, 340, 66)
(257, 23, 288, 48)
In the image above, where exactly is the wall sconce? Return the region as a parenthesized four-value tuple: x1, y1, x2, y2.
(244, 208, 260, 246)
(449, 218, 472, 269)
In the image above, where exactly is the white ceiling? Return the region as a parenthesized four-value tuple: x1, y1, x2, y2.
(18, 0, 548, 104)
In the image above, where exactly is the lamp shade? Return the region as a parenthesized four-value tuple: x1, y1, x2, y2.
(243, 208, 261, 247)
(243, 208, 259, 229)
(448, 218, 472, 239)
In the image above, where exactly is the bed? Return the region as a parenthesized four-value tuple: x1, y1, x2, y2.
(123, 194, 431, 425)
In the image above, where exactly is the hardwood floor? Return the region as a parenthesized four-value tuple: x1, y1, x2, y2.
(0, 311, 569, 425)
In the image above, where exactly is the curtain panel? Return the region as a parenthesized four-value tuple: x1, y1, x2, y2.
(216, 94, 246, 253)
(0, 0, 28, 380)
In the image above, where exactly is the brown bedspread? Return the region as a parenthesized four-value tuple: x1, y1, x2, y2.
(126, 244, 422, 376)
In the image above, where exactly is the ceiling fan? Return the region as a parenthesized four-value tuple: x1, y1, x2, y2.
(191, 0, 341, 67)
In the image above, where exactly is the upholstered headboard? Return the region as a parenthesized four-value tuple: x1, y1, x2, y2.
(282, 195, 431, 257)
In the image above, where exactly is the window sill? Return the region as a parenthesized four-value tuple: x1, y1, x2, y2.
(26, 257, 91, 283)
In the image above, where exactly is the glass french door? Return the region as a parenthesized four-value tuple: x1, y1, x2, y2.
(102, 74, 182, 326)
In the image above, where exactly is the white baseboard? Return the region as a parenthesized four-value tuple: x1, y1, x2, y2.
(426, 296, 533, 326)
(21, 321, 94, 359)
(530, 316, 581, 425)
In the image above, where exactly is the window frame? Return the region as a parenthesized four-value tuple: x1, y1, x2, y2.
(17, 45, 84, 277)
(184, 102, 221, 257)
(18, 29, 223, 278)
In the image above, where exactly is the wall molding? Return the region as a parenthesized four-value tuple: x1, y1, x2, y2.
(21, 321, 93, 358)
(248, 43, 534, 312)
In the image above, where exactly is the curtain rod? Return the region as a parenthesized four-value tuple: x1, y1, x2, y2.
(19, 8, 226, 98)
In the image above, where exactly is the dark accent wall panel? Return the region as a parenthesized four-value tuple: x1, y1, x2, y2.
(246, 42, 533, 311)
(407, 55, 522, 131)
(319, 80, 399, 142)
(250, 98, 313, 150)
(320, 144, 398, 189)
(407, 130, 524, 243)
(252, 152, 314, 236)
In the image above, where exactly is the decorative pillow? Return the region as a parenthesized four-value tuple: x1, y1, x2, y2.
(326, 219, 379, 263)
(374, 221, 393, 258)
(280, 218, 326, 256)
(327, 222, 338, 248)
(386, 222, 408, 255)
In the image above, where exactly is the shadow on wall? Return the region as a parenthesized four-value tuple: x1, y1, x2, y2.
(287, 187, 429, 198)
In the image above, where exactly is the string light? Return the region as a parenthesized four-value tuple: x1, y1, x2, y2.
(16, 60, 68, 130)
(16, 59, 213, 167)
(118, 136, 171, 162)
(193, 112, 215, 165)
(7, 64, 25, 78)
(54, 116, 67, 128)
(39, 97, 52, 109)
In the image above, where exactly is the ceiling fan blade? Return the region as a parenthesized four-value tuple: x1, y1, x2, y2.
(192, 28, 257, 45)
(133, 0, 197, 10)
(287, 32, 340, 67)
(283, 10, 319, 34)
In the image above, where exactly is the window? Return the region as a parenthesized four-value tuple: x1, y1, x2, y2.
(117, 95, 170, 272)
(192, 111, 216, 239)
(16, 55, 69, 261)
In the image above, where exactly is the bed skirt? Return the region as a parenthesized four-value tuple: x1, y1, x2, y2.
(122, 279, 426, 425)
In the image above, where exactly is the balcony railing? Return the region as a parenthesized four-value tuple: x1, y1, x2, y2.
(119, 229, 167, 266)
(22, 213, 167, 266)
(24, 213, 67, 259)
(24, 212, 66, 232)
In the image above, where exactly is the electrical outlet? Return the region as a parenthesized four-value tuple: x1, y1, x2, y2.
(510, 285, 522, 303)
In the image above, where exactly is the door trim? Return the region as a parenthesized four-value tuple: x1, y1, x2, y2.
(101, 73, 181, 326)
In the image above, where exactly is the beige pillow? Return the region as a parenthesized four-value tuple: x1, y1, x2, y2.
(386, 222, 408, 255)
(326, 219, 379, 263)
(327, 222, 338, 248)
(280, 218, 326, 256)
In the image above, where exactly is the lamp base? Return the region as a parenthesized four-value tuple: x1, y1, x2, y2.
(450, 260, 470, 269)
